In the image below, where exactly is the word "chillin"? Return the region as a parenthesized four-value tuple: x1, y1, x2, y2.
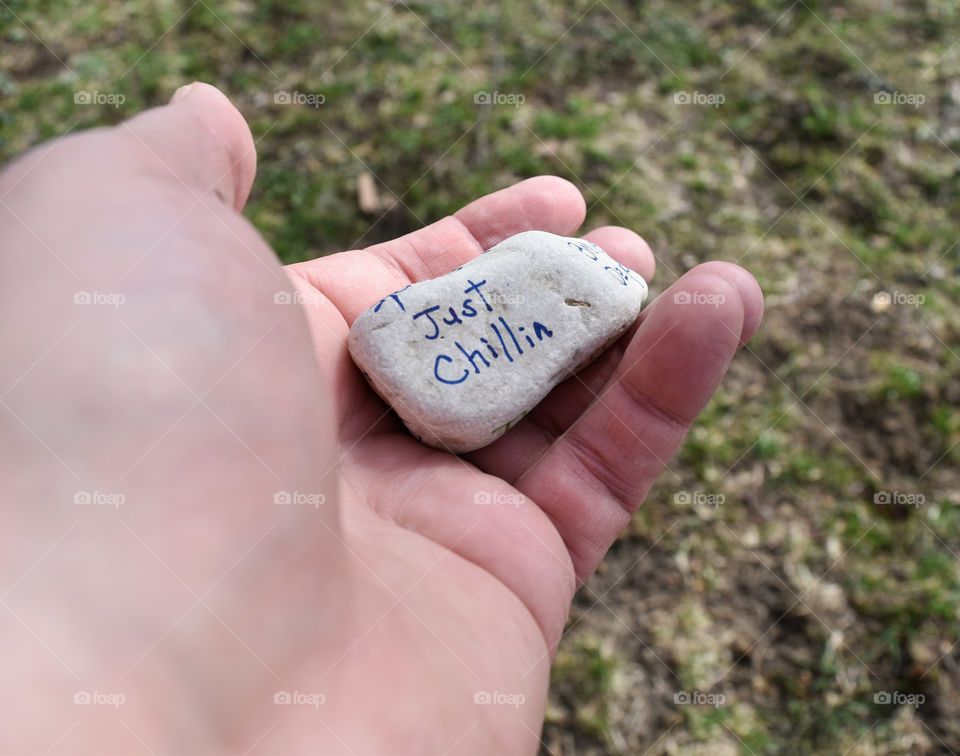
(433, 316, 554, 385)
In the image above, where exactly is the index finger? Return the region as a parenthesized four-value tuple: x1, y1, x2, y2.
(287, 175, 587, 324)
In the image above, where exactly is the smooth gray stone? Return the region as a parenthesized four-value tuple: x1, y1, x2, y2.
(348, 230, 648, 453)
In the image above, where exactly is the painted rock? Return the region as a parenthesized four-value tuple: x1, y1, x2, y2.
(347, 230, 648, 453)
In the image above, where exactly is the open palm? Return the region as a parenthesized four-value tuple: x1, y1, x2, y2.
(0, 84, 761, 755)
(285, 175, 763, 753)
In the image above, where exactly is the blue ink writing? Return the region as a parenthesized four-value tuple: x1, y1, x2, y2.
(412, 279, 491, 340)
(413, 305, 441, 339)
(373, 284, 411, 313)
(431, 315, 554, 385)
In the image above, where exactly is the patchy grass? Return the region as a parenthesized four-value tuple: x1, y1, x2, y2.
(3, 0, 959, 752)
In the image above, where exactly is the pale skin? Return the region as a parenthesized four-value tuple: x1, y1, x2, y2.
(0, 83, 762, 754)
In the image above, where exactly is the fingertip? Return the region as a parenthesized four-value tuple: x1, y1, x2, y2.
(509, 175, 586, 237)
(615, 268, 745, 427)
(166, 82, 257, 210)
(582, 225, 655, 283)
(687, 261, 764, 346)
(454, 175, 586, 250)
(530, 175, 587, 234)
(655, 268, 745, 369)
(121, 82, 256, 212)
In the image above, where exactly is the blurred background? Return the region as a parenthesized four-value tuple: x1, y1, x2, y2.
(2, 0, 959, 753)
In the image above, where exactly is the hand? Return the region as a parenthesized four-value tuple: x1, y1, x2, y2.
(0, 83, 762, 754)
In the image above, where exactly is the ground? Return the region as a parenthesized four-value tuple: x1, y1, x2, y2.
(2, 0, 959, 753)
